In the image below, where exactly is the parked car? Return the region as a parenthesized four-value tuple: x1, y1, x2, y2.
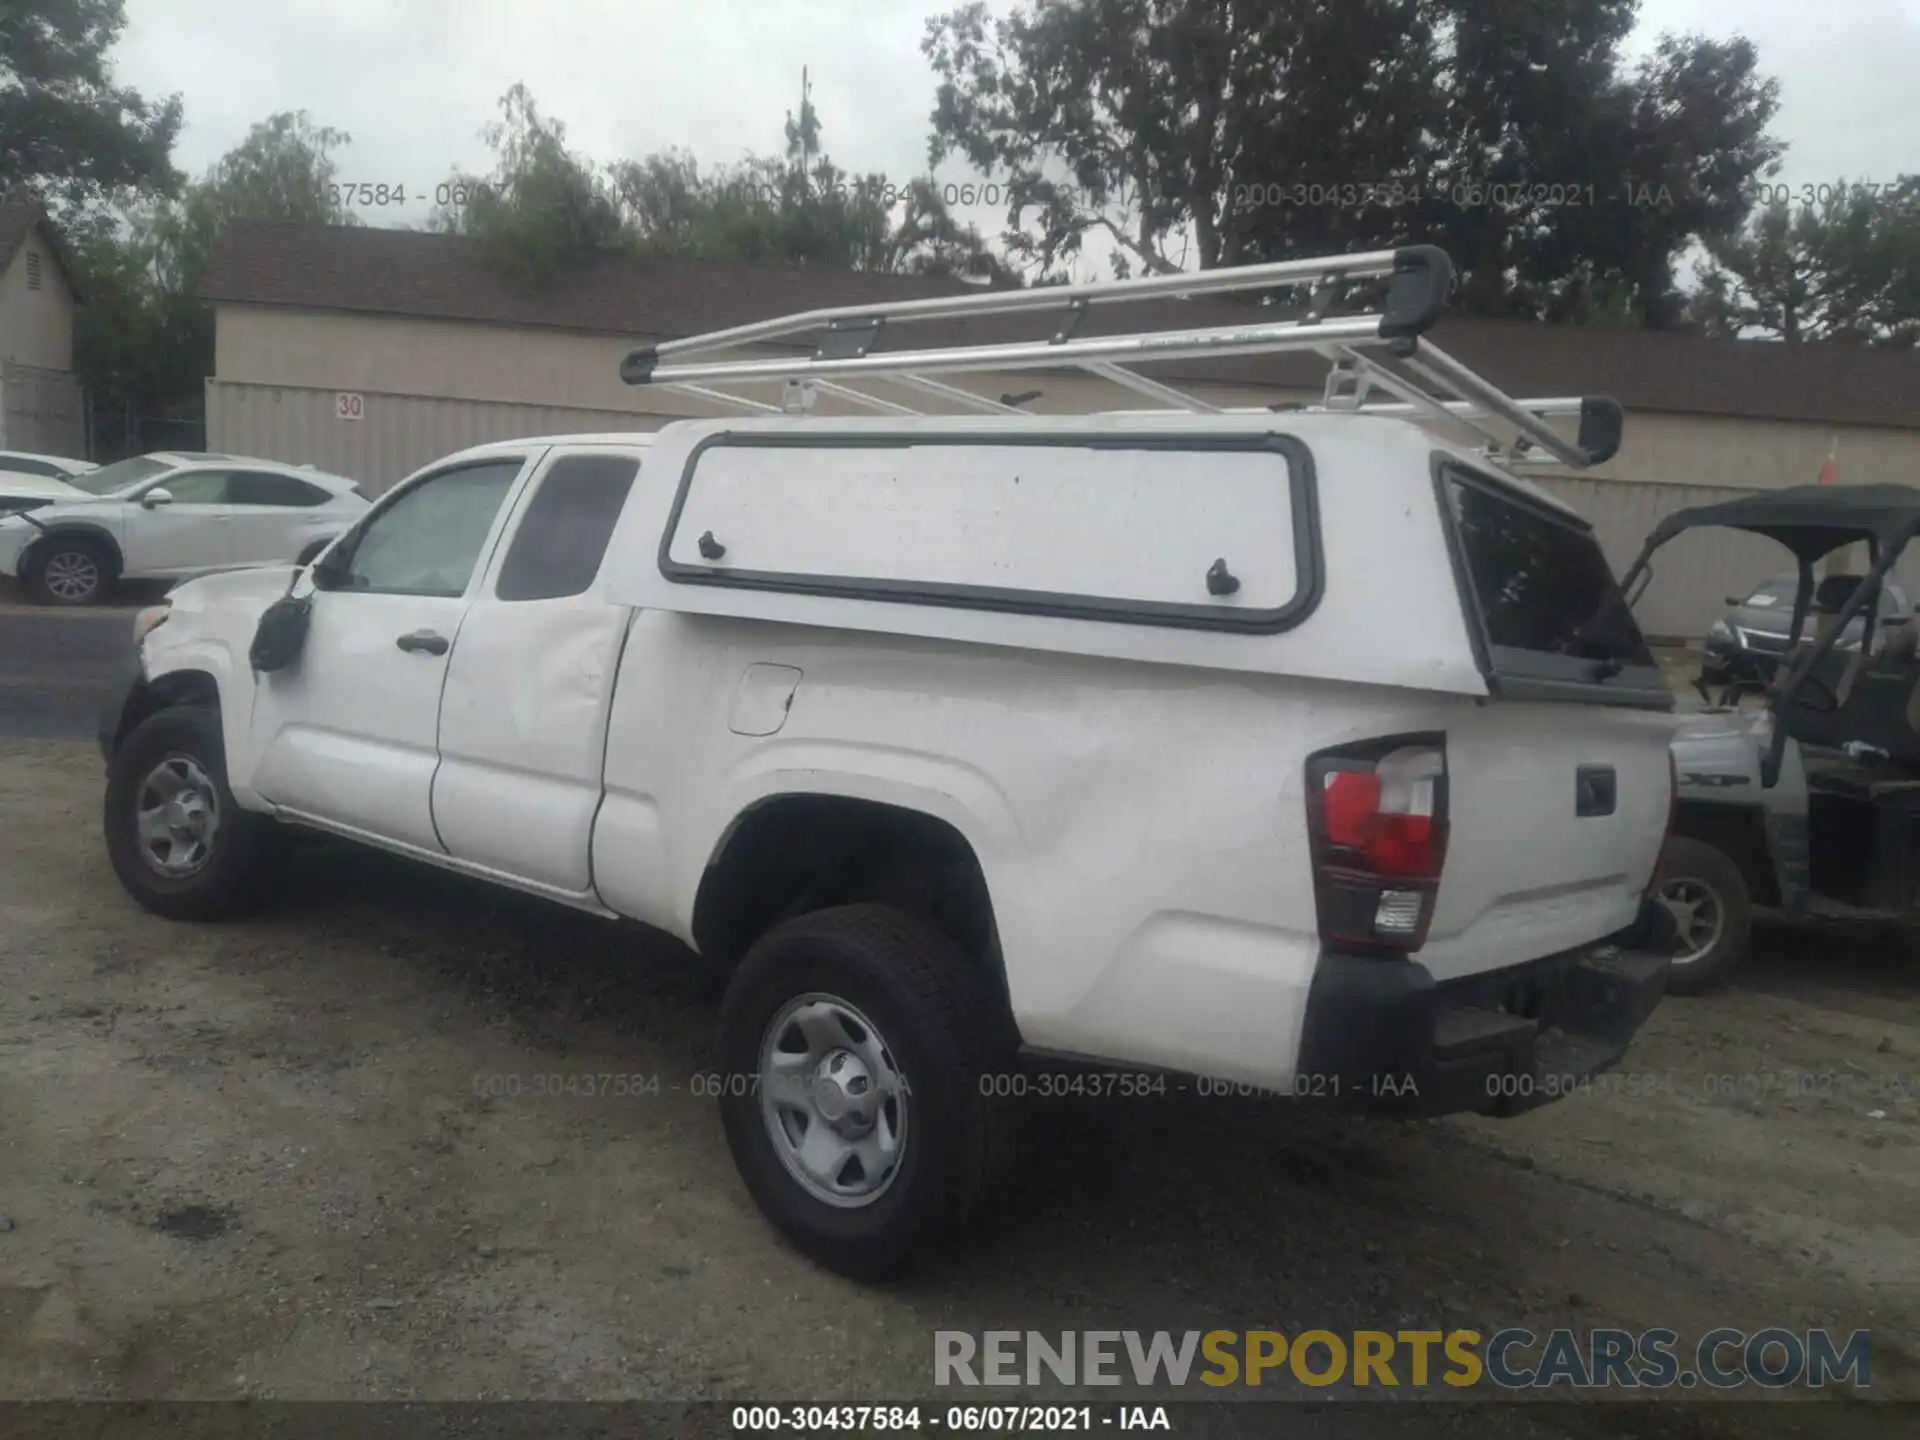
(0, 470, 90, 514)
(95, 248, 1679, 1278)
(0, 451, 367, 605)
(0, 449, 97, 480)
(0, 449, 98, 514)
(1701, 571, 1913, 689)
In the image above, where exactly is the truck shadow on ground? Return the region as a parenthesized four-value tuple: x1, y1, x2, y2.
(48, 820, 1902, 1425)
(1731, 917, 1920, 1009)
(242, 840, 1918, 1328)
(255, 839, 1468, 1266)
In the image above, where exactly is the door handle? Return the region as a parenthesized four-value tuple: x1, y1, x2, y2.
(395, 630, 450, 655)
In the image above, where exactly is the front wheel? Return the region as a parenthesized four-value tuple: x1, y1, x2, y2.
(27, 536, 112, 605)
(104, 704, 284, 920)
(1654, 837, 1753, 995)
(715, 904, 1016, 1279)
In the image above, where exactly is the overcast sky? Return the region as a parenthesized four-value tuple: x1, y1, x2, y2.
(117, 0, 1920, 280)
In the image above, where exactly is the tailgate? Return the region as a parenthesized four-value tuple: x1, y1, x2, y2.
(1420, 459, 1677, 980)
(1418, 703, 1677, 981)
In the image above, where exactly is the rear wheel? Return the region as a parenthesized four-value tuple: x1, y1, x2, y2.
(27, 536, 112, 606)
(715, 904, 1016, 1279)
(104, 704, 284, 920)
(1655, 837, 1752, 995)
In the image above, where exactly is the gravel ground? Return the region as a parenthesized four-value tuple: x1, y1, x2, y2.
(0, 740, 1914, 1438)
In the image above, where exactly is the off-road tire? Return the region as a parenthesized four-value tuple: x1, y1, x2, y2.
(104, 703, 285, 921)
(1657, 836, 1752, 996)
(26, 535, 113, 606)
(716, 903, 1018, 1279)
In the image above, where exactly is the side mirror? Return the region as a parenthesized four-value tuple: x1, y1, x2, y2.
(1723, 595, 1743, 607)
(140, 487, 174, 509)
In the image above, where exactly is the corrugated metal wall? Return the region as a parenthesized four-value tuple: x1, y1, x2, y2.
(210, 380, 1902, 640)
(1, 363, 85, 457)
(205, 382, 670, 495)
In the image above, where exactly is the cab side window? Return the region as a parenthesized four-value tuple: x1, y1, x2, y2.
(494, 454, 640, 602)
(334, 459, 523, 597)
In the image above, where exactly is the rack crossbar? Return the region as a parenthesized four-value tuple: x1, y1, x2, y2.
(617, 245, 1623, 469)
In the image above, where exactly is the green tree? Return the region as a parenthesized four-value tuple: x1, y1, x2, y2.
(923, 0, 1782, 322)
(71, 111, 351, 451)
(1692, 177, 1920, 348)
(433, 84, 626, 287)
(0, 0, 182, 212)
(444, 80, 1007, 281)
(925, 0, 1441, 279)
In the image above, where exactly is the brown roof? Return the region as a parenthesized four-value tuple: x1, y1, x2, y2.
(200, 221, 1920, 431)
(198, 221, 993, 341)
(0, 199, 80, 299)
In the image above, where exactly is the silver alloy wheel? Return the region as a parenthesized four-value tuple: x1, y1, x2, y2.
(134, 754, 222, 877)
(42, 548, 102, 602)
(757, 992, 909, 1208)
(1657, 877, 1724, 965)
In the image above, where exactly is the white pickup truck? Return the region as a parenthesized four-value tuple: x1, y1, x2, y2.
(96, 250, 1680, 1277)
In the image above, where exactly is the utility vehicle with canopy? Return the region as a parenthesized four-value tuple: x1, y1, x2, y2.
(1633, 484, 1920, 992)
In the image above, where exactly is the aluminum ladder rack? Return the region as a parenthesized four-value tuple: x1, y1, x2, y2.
(618, 245, 1622, 470)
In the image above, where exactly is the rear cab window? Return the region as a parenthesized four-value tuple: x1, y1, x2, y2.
(1437, 461, 1669, 708)
(496, 453, 641, 601)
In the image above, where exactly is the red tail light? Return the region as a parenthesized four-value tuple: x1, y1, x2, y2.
(1306, 736, 1449, 954)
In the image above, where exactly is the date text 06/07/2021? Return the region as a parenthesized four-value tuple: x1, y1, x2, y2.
(729, 1404, 1171, 1432)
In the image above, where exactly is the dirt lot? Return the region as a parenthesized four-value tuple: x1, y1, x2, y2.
(0, 738, 1915, 1436)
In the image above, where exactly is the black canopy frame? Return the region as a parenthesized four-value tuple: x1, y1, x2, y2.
(1619, 484, 1920, 787)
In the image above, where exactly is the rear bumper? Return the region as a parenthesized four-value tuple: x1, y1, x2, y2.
(1295, 901, 1675, 1118)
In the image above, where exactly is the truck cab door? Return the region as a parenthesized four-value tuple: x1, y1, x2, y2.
(247, 455, 532, 850)
(431, 449, 641, 896)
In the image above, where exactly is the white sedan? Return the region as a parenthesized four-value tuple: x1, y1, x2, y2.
(0, 451, 369, 605)
(0, 450, 98, 513)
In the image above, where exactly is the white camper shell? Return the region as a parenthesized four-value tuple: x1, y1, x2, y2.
(103, 245, 1681, 1280)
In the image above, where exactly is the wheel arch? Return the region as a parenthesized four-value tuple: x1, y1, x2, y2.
(24, 522, 125, 577)
(690, 791, 1016, 1042)
(126, 643, 259, 795)
(1670, 798, 1779, 907)
(109, 667, 223, 757)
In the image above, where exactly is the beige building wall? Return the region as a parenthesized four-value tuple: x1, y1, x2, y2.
(213, 305, 1296, 418)
(210, 304, 1920, 637)
(0, 232, 76, 372)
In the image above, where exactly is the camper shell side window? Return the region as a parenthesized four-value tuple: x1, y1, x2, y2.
(655, 430, 1326, 636)
(1432, 456, 1670, 711)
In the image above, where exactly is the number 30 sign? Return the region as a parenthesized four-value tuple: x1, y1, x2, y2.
(334, 392, 364, 421)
